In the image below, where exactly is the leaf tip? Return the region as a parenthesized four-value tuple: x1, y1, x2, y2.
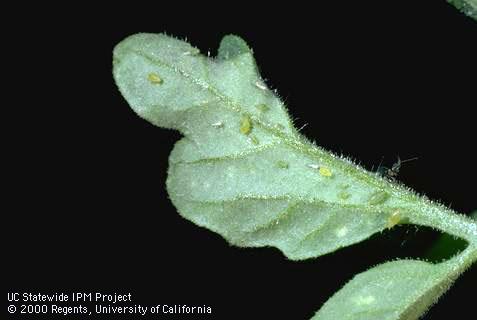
(217, 34, 253, 60)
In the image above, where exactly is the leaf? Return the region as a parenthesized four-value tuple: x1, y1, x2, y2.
(317, 212, 477, 319)
(448, 0, 477, 21)
(114, 33, 390, 260)
(312, 259, 460, 320)
(113, 34, 477, 319)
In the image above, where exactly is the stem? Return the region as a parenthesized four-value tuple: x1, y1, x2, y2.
(409, 202, 477, 243)
(408, 200, 477, 268)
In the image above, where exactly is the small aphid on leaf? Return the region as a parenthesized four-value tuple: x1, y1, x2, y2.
(377, 156, 418, 181)
(319, 166, 332, 177)
(277, 160, 289, 169)
(368, 191, 390, 205)
(256, 103, 269, 113)
(211, 121, 224, 128)
(239, 116, 252, 135)
(387, 210, 402, 229)
(338, 191, 351, 200)
(147, 73, 163, 84)
(255, 81, 267, 90)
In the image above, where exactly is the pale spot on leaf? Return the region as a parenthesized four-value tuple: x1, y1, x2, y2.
(335, 226, 348, 238)
(353, 295, 376, 306)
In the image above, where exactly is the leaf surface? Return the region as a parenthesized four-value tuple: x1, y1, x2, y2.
(448, 0, 477, 21)
(312, 258, 464, 320)
(113, 34, 477, 319)
(114, 33, 411, 259)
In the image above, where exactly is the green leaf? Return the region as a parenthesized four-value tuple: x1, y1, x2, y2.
(312, 258, 463, 320)
(113, 34, 477, 319)
(448, 0, 477, 21)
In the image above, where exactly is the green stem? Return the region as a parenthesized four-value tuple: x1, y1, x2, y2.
(410, 201, 477, 268)
(410, 203, 477, 243)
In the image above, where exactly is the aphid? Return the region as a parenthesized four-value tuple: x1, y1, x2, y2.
(386, 210, 402, 229)
(239, 116, 252, 135)
(368, 191, 390, 205)
(337, 191, 351, 200)
(319, 166, 333, 177)
(306, 164, 332, 177)
(377, 156, 418, 181)
(277, 160, 289, 169)
(255, 103, 269, 112)
(147, 73, 163, 84)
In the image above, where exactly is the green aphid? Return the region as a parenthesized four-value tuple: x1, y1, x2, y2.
(319, 166, 333, 177)
(277, 160, 289, 169)
(338, 191, 351, 200)
(240, 115, 252, 135)
(256, 103, 269, 113)
(368, 191, 390, 205)
(147, 72, 163, 84)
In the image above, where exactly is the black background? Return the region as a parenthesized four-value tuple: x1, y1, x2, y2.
(4, 1, 476, 319)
